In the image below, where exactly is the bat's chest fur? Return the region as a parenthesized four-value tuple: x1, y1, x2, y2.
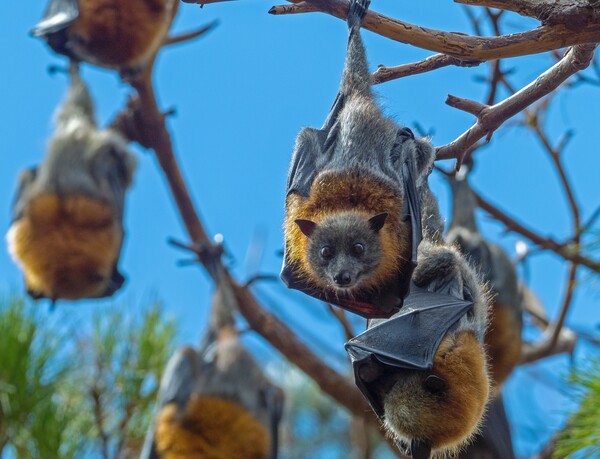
(285, 171, 410, 290)
(8, 194, 120, 299)
(155, 395, 269, 459)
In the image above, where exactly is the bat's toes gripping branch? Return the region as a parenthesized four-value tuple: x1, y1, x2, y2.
(347, 0, 370, 31)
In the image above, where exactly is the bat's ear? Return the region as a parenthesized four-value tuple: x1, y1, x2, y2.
(295, 219, 317, 237)
(368, 213, 388, 232)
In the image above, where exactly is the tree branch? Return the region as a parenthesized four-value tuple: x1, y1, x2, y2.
(372, 55, 482, 84)
(163, 21, 219, 47)
(269, 0, 600, 61)
(436, 44, 596, 162)
(114, 70, 404, 457)
(455, 0, 600, 27)
(472, 189, 600, 272)
(520, 263, 578, 364)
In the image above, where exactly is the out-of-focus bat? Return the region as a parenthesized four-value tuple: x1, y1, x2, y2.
(140, 275, 284, 459)
(6, 64, 136, 301)
(445, 168, 523, 392)
(31, 0, 179, 75)
(458, 394, 516, 459)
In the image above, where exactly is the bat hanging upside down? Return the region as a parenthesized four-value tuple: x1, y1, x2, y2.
(32, 0, 179, 75)
(6, 64, 136, 301)
(280, 0, 492, 456)
(141, 276, 284, 459)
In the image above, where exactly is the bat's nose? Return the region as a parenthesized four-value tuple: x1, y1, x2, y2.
(334, 271, 352, 286)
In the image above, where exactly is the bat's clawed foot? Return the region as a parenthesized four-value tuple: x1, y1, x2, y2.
(347, 0, 370, 30)
(410, 439, 432, 459)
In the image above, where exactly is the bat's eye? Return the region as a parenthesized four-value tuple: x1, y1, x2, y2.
(352, 243, 365, 256)
(320, 246, 334, 260)
(423, 375, 447, 394)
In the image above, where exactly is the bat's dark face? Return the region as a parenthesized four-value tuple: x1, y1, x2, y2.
(295, 212, 387, 293)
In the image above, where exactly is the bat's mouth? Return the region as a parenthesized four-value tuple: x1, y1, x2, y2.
(328, 271, 366, 294)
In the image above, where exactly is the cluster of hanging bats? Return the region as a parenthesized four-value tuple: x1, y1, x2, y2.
(5, 0, 530, 458)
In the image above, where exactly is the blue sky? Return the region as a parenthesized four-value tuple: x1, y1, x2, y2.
(1, 1, 599, 457)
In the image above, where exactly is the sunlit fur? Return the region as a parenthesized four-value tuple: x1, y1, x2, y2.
(7, 194, 120, 299)
(67, 0, 177, 69)
(155, 395, 270, 459)
(383, 332, 490, 455)
(285, 171, 410, 293)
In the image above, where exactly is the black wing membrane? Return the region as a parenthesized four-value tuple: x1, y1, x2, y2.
(459, 394, 516, 459)
(281, 130, 424, 318)
(345, 286, 473, 415)
(139, 347, 200, 459)
(31, 0, 79, 37)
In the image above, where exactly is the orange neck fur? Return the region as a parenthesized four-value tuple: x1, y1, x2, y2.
(285, 170, 410, 291)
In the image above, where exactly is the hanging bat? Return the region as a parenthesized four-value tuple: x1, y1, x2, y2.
(140, 275, 285, 459)
(31, 0, 179, 75)
(445, 168, 523, 392)
(6, 64, 136, 301)
(346, 240, 491, 458)
(281, 0, 442, 318)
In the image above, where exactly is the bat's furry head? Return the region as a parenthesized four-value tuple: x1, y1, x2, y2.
(295, 211, 388, 292)
(382, 331, 490, 456)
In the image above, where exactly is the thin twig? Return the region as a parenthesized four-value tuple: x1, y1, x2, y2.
(163, 21, 219, 47)
(474, 190, 600, 272)
(327, 305, 356, 342)
(520, 264, 578, 363)
(372, 55, 481, 84)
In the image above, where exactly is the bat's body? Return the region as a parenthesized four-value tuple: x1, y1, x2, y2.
(32, 0, 178, 73)
(281, 1, 491, 456)
(347, 239, 491, 457)
(282, 0, 439, 317)
(141, 280, 284, 459)
(6, 65, 136, 300)
(446, 172, 522, 392)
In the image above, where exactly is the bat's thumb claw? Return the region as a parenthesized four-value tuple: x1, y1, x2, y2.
(410, 439, 432, 459)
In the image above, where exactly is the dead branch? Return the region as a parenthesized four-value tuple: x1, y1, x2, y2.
(372, 55, 482, 84)
(436, 44, 596, 163)
(269, 0, 600, 61)
(163, 21, 219, 47)
(455, 0, 600, 27)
